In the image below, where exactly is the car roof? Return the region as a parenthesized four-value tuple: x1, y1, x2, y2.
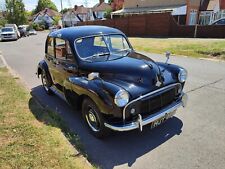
(48, 25, 124, 41)
(210, 17, 225, 24)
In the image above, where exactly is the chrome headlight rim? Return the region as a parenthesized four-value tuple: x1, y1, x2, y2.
(114, 90, 129, 107)
(178, 68, 187, 83)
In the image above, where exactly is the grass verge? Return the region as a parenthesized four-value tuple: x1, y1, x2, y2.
(0, 68, 92, 169)
(129, 38, 225, 60)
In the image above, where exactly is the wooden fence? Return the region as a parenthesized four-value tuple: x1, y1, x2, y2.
(77, 13, 225, 38)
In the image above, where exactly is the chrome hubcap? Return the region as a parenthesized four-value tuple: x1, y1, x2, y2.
(85, 108, 100, 132)
(42, 73, 49, 91)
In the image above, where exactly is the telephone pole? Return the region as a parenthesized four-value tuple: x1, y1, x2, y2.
(60, 0, 64, 27)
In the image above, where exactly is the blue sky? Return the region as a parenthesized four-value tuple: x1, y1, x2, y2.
(0, 0, 108, 11)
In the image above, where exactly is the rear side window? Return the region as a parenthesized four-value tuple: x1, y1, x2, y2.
(47, 37, 54, 56)
(55, 38, 74, 61)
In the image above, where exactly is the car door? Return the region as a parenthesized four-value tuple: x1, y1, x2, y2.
(45, 37, 57, 84)
(54, 38, 78, 90)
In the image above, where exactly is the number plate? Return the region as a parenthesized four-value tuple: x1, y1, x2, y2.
(151, 111, 176, 129)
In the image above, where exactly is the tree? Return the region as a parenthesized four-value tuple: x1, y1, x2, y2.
(108, 0, 114, 4)
(0, 18, 8, 27)
(104, 8, 113, 19)
(34, 0, 58, 14)
(61, 8, 70, 14)
(5, 0, 27, 25)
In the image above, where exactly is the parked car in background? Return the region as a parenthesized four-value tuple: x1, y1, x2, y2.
(210, 18, 225, 25)
(5, 24, 20, 38)
(49, 26, 58, 33)
(18, 26, 29, 37)
(0, 27, 19, 41)
(28, 29, 37, 35)
(37, 26, 188, 138)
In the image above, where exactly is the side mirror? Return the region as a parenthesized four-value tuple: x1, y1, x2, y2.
(88, 72, 99, 81)
(165, 51, 171, 64)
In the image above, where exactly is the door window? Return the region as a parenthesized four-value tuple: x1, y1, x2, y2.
(47, 37, 54, 56)
(189, 10, 197, 25)
(55, 38, 74, 61)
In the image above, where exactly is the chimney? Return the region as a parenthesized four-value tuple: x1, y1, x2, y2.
(74, 5, 78, 11)
(99, 0, 104, 4)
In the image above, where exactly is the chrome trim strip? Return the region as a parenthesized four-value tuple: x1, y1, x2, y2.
(122, 83, 181, 122)
(104, 98, 184, 132)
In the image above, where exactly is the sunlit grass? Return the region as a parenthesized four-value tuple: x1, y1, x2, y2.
(129, 38, 225, 60)
(0, 68, 92, 169)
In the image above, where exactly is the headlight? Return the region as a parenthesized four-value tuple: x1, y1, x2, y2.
(114, 90, 129, 107)
(178, 69, 187, 83)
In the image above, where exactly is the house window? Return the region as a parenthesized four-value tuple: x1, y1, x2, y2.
(189, 10, 197, 25)
(199, 11, 212, 25)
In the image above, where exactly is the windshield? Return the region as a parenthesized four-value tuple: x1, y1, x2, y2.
(2, 28, 14, 32)
(75, 34, 132, 62)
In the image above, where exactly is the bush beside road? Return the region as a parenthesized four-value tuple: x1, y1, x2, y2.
(129, 38, 225, 60)
(0, 68, 92, 169)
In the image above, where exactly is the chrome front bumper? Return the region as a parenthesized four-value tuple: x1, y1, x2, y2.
(104, 93, 188, 132)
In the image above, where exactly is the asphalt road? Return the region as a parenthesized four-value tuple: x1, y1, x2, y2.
(0, 33, 225, 169)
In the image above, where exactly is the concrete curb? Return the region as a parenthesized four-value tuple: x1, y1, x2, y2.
(0, 52, 7, 68)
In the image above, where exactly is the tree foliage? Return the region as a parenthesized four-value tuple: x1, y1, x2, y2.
(108, 0, 114, 4)
(5, 0, 27, 25)
(0, 18, 8, 27)
(61, 8, 70, 14)
(104, 8, 113, 19)
(34, 0, 58, 14)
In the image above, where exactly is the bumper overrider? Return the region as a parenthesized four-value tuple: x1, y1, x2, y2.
(104, 85, 188, 132)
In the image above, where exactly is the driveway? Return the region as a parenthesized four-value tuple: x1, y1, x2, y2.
(0, 33, 225, 169)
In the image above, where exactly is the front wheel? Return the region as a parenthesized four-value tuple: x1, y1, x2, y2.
(41, 70, 53, 95)
(82, 98, 110, 138)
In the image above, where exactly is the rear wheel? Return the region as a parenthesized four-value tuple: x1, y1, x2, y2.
(41, 70, 53, 95)
(82, 98, 110, 138)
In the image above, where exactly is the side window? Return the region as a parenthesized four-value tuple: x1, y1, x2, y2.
(55, 38, 66, 59)
(55, 38, 74, 61)
(47, 37, 54, 56)
(110, 35, 129, 50)
(94, 36, 106, 47)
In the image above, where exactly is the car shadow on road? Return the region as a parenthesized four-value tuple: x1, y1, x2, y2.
(30, 85, 183, 169)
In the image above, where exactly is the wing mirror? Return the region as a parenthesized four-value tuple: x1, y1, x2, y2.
(88, 72, 99, 81)
(165, 51, 171, 64)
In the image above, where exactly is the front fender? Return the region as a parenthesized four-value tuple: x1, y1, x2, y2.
(157, 62, 186, 87)
(37, 60, 50, 78)
(64, 77, 124, 118)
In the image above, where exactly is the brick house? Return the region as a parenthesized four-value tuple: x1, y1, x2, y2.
(93, 0, 112, 19)
(63, 5, 94, 27)
(199, 0, 225, 25)
(111, 0, 218, 25)
(111, 0, 125, 11)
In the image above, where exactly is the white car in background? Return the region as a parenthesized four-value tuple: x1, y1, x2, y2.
(0, 27, 19, 41)
(28, 29, 37, 35)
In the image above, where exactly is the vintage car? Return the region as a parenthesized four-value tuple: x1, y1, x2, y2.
(37, 26, 188, 138)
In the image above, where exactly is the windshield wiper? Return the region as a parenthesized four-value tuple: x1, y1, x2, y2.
(83, 52, 110, 61)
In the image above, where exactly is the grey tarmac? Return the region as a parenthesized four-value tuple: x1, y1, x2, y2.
(0, 32, 225, 169)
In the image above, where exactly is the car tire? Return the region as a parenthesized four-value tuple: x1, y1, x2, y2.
(41, 70, 53, 95)
(82, 98, 110, 138)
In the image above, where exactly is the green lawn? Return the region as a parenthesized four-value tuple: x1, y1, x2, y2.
(0, 68, 92, 169)
(129, 38, 225, 60)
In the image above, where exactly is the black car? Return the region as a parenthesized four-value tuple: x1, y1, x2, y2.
(37, 26, 188, 138)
